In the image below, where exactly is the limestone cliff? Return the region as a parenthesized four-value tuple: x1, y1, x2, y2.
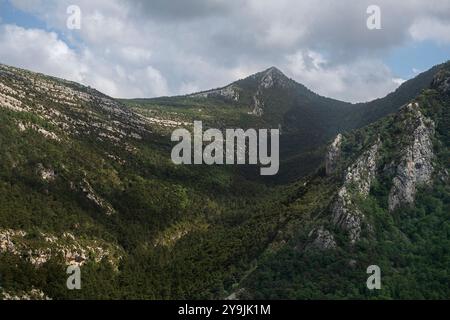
(388, 103, 435, 212)
(331, 139, 381, 243)
(307, 227, 337, 250)
(325, 134, 342, 176)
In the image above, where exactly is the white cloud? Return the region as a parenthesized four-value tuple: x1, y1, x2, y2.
(2, 0, 450, 101)
(0, 24, 87, 82)
(285, 50, 404, 102)
(0, 23, 169, 98)
(410, 18, 450, 44)
(392, 78, 406, 86)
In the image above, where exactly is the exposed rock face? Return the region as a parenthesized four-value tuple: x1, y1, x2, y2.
(255, 67, 293, 89)
(325, 134, 343, 176)
(217, 85, 240, 101)
(388, 103, 435, 212)
(331, 139, 380, 243)
(1, 288, 50, 300)
(331, 187, 364, 243)
(343, 139, 380, 195)
(439, 169, 449, 184)
(0, 229, 25, 254)
(81, 179, 115, 216)
(191, 84, 240, 101)
(0, 64, 149, 149)
(432, 69, 450, 94)
(250, 92, 264, 116)
(248, 67, 293, 117)
(325, 101, 436, 242)
(190, 67, 294, 117)
(36, 164, 57, 182)
(17, 121, 61, 141)
(308, 227, 337, 250)
(0, 229, 122, 268)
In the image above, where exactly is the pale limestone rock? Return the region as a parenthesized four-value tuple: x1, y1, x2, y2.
(0, 229, 24, 254)
(16, 121, 61, 141)
(308, 227, 337, 250)
(191, 84, 240, 101)
(331, 139, 381, 243)
(250, 93, 264, 116)
(257, 67, 292, 89)
(388, 104, 435, 212)
(81, 179, 115, 215)
(325, 134, 343, 176)
(17, 122, 26, 132)
(1, 288, 51, 300)
(343, 139, 380, 196)
(432, 69, 450, 94)
(0, 63, 150, 152)
(37, 164, 56, 182)
(0, 228, 122, 268)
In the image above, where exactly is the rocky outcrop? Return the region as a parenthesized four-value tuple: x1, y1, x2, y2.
(325, 134, 343, 176)
(331, 187, 364, 243)
(1, 288, 51, 300)
(0, 229, 25, 254)
(17, 121, 61, 142)
(189, 67, 293, 117)
(0, 229, 122, 268)
(250, 92, 264, 116)
(0, 63, 149, 150)
(36, 163, 57, 182)
(255, 67, 293, 89)
(432, 68, 450, 94)
(326, 101, 436, 241)
(308, 227, 337, 250)
(331, 139, 380, 243)
(248, 67, 293, 117)
(190, 84, 240, 101)
(80, 179, 115, 216)
(343, 138, 380, 195)
(388, 103, 435, 212)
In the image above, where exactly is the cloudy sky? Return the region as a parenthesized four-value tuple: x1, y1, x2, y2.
(0, 0, 449, 102)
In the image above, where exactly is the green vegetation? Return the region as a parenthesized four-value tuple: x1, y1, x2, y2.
(241, 81, 450, 300)
(0, 62, 449, 299)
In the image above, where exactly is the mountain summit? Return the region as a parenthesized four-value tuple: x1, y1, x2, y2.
(189, 66, 294, 115)
(249, 66, 294, 89)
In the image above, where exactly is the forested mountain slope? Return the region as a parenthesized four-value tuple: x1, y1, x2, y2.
(241, 64, 450, 299)
(0, 61, 448, 299)
(126, 65, 442, 182)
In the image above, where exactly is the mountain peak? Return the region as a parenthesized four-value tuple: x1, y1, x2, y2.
(265, 66, 284, 75)
(250, 66, 292, 90)
(258, 66, 288, 80)
(188, 66, 292, 101)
